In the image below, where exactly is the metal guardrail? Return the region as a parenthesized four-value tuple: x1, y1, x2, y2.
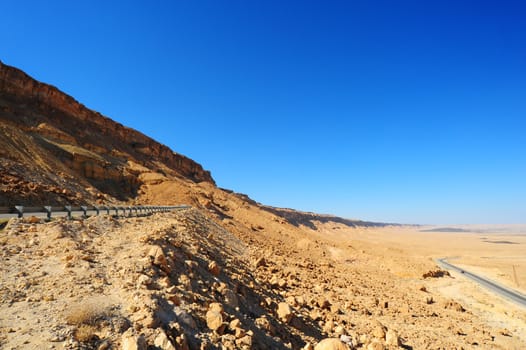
(0, 205, 190, 220)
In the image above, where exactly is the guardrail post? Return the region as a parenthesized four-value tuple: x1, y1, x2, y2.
(15, 206, 24, 218)
(44, 206, 52, 220)
(65, 206, 72, 220)
(81, 206, 88, 218)
(104, 206, 110, 215)
(94, 207, 100, 216)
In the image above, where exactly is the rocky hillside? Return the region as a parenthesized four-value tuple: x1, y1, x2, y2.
(0, 60, 389, 231)
(1, 62, 525, 350)
(3, 209, 524, 350)
(0, 61, 372, 226)
(0, 60, 212, 205)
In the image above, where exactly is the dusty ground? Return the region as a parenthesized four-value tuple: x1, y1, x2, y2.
(1, 210, 525, 350)
(318, 224, 526, 346)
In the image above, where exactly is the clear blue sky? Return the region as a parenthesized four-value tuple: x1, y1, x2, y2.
(1, 1, 525, 224)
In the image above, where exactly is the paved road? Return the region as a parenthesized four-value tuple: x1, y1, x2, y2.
(436, 257, 526, 308)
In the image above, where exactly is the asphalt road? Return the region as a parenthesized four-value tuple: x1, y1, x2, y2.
(436, 258, 526, 308)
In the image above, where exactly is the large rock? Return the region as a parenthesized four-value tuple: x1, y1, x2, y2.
(385, 329, 400, 346)
(206, 303, 225, 333)
(148, 245, 169, 271)
(371, 320, 386, 340)
(174, 307, 197, 330)
(154, 329, 176, 350)
(277, 302, 293, 323)
(208, 261, 220, 276)
(314, 338, 349, 350)
(121, 329, 147, 350)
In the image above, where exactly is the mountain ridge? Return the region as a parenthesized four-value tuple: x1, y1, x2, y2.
(0, 60, 391, 230)
(0, 60, 213, 205)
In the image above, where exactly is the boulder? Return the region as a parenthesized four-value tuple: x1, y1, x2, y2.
(323, 320, 335, 334)
(303, 343, 314, 350)
(443, 300, 465, 312)
(277, 302, 293, 323)
(206, 303, 225, 333)
(367, 341, 385, 350)
(254, 257, 266, 268)
(154, 329, 176, 350)
(385, 329, 400, 346)
(371, 321, 386, 340)
(121, 329, 147, 350)
(208, 261, 220, 276)
(174, 307, 197, 330)
(148, 245, 169, 271)
(314, 338, 349, 350)
(206, 310, 224, 332)
(317, 297, 332, 310)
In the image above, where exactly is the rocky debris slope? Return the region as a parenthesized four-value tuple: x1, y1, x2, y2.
(1, 209, 524, 349)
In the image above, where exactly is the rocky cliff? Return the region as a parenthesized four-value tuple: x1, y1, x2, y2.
(0, 60, 213, 205)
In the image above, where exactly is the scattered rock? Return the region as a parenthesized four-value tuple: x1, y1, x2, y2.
(339, 334, 354, 347)
(323, 320, 335, 334)
(255, 316, 274, 335)
(277, 302, 293, 323)
(317, 297, 332, 310)
(236, 333, 253, 348)
(385, 329, 400, 346)
(148, 245, 169, 271)
(208, 261, 220, 276)
(206, 303, 225, 333)
(121, 329, 147, 350)
(366, 340, 385, 350)
(154, 329, 176, 350)
(254, 257, 266, 268)
(443, 300, 465, 312)
(303, 342, 315, 350)
(371, 321, 386, 340)
(315, 338, 349, 350)
(174, 307, 197, 330)
(229, 318, 241, 331)
(422, 269, 450, 278)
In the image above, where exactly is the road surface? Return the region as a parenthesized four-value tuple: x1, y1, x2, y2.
(436, 257, 526, 308)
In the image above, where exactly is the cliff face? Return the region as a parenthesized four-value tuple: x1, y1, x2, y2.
(0, 61, 213, 205)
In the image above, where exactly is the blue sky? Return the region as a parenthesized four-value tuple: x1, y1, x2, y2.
(1, 1, 525, 224)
